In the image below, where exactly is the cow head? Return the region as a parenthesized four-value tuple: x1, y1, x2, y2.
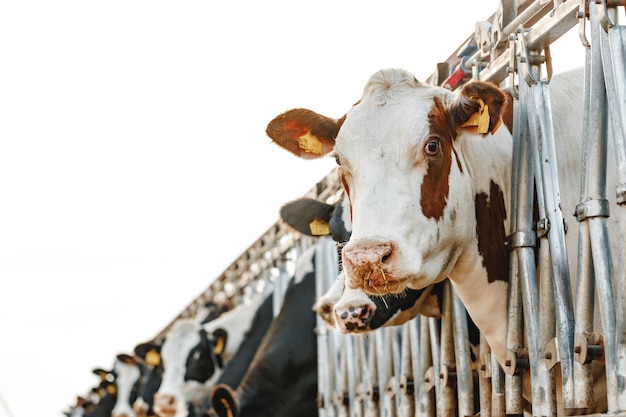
(153, 319, 227, 417)
(111, 354, 142, 417)
(133, 342, 164, 417)
(268, 68, 510, 293)
(267, 68, 513, 364)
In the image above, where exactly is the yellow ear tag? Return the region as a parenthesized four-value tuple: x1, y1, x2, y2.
(462, 98, 491, 134)
(220, 398, 234, 417)
(106, 385, 117, 395)
(214, 336, 225, 355)
(298, 130, 323, 155)
(309, 218, 330, 236)
(145, 349, 161, 366)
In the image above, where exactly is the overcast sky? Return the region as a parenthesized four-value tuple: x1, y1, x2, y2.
(0, 2, 584, 416)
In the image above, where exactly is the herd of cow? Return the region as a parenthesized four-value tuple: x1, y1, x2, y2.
(65, 65, 620, 417)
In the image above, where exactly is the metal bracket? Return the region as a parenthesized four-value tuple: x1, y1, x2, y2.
(479, 353, 492, 379)
(504, 347, 530, 376)
(439, 363, 457, 388)
(575, 198, 611, 221)
(578, 0, 591, 47)
(617, 183, 626, 205)
(545, 337, 561, 370)
(574, 332, 605, 364)
(517, 26, 553, 84)
(506, 230, 537, 250)
(537, 217, 551, 238)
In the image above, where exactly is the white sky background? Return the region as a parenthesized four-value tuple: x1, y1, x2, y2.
(0, 2, 585, 416)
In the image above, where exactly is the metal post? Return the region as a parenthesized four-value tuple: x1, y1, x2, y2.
(451, 288, 474, 416)
(518, 30, 577, 409)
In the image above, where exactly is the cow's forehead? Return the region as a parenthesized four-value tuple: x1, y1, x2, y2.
(336, 69, 455, 154)
(162, 319, 201, 356)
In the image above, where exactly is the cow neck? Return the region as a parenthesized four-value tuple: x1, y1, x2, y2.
(448, 128, 513, 368)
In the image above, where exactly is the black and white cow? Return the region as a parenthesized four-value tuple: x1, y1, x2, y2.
(266, 67, 618, 413)
(110, 354, 142, 417)
(209, 242, 323, 417)
(151, 292, 274, 417)
(132, 342, 165, 417)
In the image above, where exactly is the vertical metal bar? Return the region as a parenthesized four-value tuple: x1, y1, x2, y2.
(598, 5, 626, 410)
(573, 29, 603, 410)
(478, 335, 493, 417)
(451, 288, 474, 416)
(366, 333, 380, 417)
(382, 327, 398, 417)
(515, 44, 557, 415)
(428, 316, 444, 416)
(417, 316, 434, 417)
(344, 335, 358, 417)
(398, 323, 415, 417)
(587, 2, 626, 411)
(491, 353, 506, 417)
(439, 283, 457, 417)
(505, 95, 525, 413)
(520, 38, 577, 408)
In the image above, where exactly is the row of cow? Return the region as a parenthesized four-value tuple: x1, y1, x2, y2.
(65, 185, 443, 417)
(67, 56, 622, 416)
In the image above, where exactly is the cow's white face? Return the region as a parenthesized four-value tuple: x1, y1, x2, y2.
(334, 70, 494, 295)
(111, 357, 141, 417)
(154, 319, 208, 417)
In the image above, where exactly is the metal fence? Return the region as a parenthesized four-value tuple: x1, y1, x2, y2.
(150, 1, 626, 416)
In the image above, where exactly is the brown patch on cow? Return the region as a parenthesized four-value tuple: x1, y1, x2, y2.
(421, 98, 455, 220)
(475, 180, 509, 283)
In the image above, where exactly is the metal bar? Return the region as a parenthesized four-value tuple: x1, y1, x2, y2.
(513, 58, 559, 415)
(478, 335, 493, 416)
(520, 36, 577, 408)
(506, 80, 531, 415)
(451, 288, 474, 416)
(478, 0, 580, 85)
(397, 323, 414, 417)
(439, 283, 457, 417)
(417, 316, 434, 417)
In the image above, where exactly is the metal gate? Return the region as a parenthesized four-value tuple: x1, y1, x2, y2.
(314, 1, 626, 416)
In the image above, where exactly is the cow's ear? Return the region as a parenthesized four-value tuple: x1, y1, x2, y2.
(266, 108, 342, 159)
(454, 81, 509, 135)
(280, 198, 334, 237)
(116, 353, 135, 365)
(134, 341, 162, 366)
(92, 368, 111, 381)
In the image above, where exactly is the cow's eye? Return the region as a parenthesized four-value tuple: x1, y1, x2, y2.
(334, 155, 341, 165)
(425, 138, 440, 156)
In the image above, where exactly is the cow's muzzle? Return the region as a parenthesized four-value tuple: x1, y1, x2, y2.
(342, 240, 401, 294)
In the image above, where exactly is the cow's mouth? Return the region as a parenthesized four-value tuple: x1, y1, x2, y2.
(359, 278, 406, 296)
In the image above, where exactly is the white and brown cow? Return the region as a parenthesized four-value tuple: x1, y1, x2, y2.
(267, 67, 618, 412)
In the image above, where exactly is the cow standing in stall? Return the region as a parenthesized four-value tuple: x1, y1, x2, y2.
(266, 67, 618, 414)
(149, 292, 274, 417)
(209, 241, 326, 417)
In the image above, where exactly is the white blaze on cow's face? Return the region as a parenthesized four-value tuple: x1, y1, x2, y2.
(335, 69, 490, 295)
